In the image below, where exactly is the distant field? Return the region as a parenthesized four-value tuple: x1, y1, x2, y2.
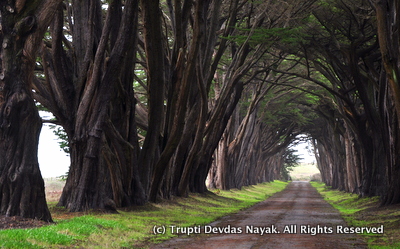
(44, 178, 65, 203)
(290, 163, 321, 181)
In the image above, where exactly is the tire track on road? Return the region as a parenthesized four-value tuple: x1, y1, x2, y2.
(151, 181, 368, 249)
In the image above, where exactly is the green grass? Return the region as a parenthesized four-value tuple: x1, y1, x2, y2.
(0, 216, 123, 248)
(0, 181, 288, 248)
(311, 181, 400, 249)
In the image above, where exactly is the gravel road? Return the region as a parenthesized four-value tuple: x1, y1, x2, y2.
(151, 181, 369, 249)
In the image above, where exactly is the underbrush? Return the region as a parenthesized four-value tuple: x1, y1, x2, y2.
(311, 181, 400, 249)
(0, 181, 288, 248)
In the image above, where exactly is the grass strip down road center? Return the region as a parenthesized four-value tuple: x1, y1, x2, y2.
(2, 180, 398, 248)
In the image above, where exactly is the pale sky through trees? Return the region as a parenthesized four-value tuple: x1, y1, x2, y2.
(37, 125, 315, 178)
(38, 113, 70, 178)
(294, 141, 316, 164)
(37, 109, 314, 178)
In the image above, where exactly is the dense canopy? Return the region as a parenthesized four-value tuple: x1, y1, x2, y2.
(0, 0, 399, 221)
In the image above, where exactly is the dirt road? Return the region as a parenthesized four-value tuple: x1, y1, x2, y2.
(151, 181, 369, 248)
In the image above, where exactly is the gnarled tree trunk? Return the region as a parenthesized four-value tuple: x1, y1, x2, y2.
(0, 0, 61, 222)
(34, 0, 145, 212)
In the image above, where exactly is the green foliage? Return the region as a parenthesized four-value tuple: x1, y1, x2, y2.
(49, 125, 70, 154)
(223, 26, 310, 47)
(281, 148, 302, 180)
(259, 89, 316, 129)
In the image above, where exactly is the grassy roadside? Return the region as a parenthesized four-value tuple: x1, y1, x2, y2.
(311, 181, 400, 249)
(0, 181, 288, 248)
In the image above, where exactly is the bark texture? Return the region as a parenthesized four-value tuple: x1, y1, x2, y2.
(33, 0, 145, 212)
(0, 0, 62, 222)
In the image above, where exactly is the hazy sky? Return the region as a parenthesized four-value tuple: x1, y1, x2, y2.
(293, 141, 316, 164)
(38, 112, 70, 178)
(37, 111, 315, 178)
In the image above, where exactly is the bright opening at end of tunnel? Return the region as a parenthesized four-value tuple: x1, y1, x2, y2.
(289, 136, 320, 181)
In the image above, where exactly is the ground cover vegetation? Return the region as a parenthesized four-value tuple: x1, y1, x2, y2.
(312, 181, 400, 248)
(0, 181, 287, 248)
(0, 1, 399, 243)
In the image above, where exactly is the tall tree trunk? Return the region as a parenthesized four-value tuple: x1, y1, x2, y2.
(189, 82, 244, 193)
(0, 90, 51, 221)
(371, 0, 400, 205)
(0, 0, 61, 222)
(138, 0, 165, 196)
(35, 0, 145, 211)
